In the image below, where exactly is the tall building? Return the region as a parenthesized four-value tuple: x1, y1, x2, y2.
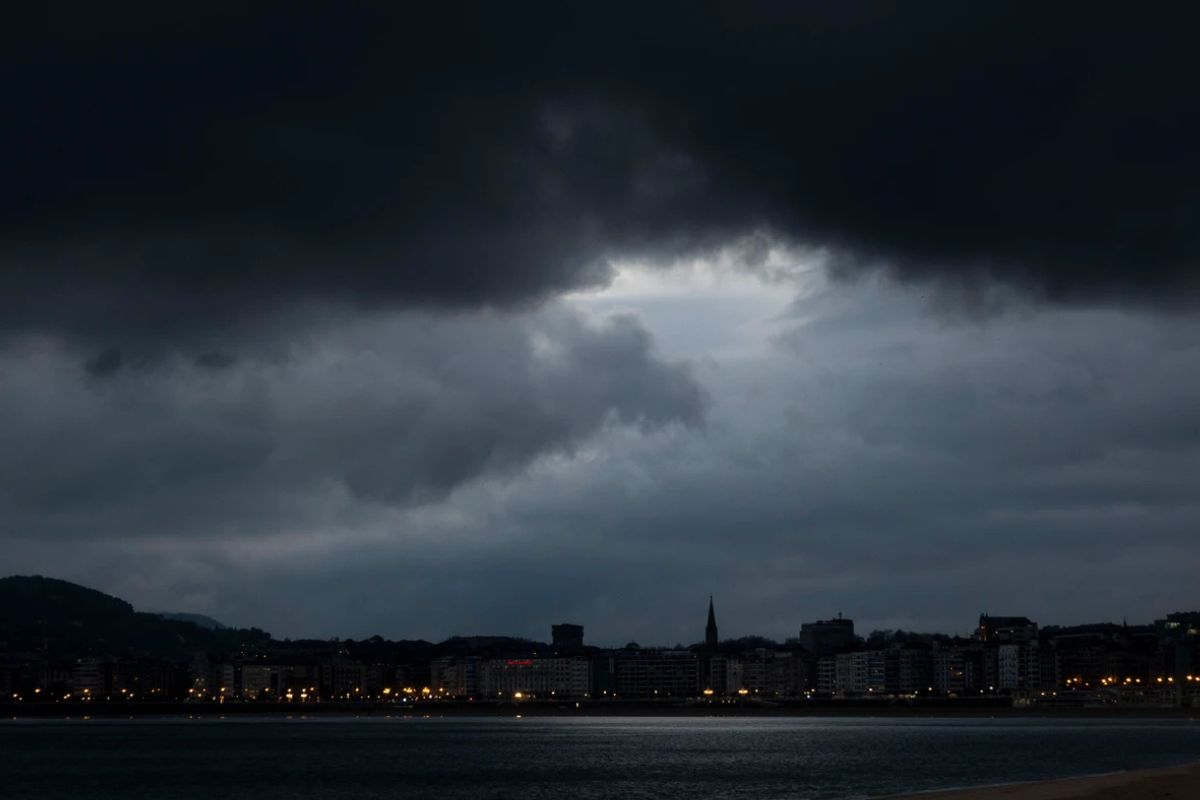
(799, 616, 857, 656)
(552, 624, 584, 652)
(976, 614, 1037, 643)
(705, 596, 719, 648)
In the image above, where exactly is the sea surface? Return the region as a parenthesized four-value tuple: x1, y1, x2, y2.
(2, 715, 1200, 800)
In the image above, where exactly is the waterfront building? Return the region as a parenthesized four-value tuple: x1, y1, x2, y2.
(729, 648, 808, 696)
(613, 649, 700, 697)
(480, 656, 589, 698)
(430, 655, 481, 697)
(998, 643, 1021, 690)
(240, 664, 275, 699)
(816, 656, 836, 695)
(1155, 612, 1199, 687)
(932, 645, 966, 695)
(71, 658, 102, 694)
(318, 655, 366, 699)
(799, 616, 857, 656)
(894, 645, 934, 694)
(976, 614, 1038, 643)
(552, 624, 585, 652)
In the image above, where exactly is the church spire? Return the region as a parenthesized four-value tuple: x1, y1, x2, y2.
(705, 595, 719, 648)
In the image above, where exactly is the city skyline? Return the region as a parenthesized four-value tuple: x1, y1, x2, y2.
(3, 575, 1197, 707)
(2, 574, 1192, 651)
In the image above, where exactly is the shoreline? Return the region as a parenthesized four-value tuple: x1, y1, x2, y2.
(2, 699, 1197, 720)
(875, 762, 1200, 798)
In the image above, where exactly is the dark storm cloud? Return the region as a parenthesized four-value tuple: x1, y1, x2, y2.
(4, 2, 1199, 340)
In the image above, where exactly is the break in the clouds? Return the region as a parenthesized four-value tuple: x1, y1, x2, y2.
(4, 2, 1200, 342)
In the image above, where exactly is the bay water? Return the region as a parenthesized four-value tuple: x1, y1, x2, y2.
(3, 715, 1199, 799)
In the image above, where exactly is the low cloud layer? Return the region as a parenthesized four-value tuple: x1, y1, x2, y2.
(0, 307, 703, 541)
(5, 274, 1197, 641)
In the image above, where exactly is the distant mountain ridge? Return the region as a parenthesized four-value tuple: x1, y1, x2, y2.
(0, 576, 549, 665)
(0, 575, 269, 660)
(0, 574, 134, 625)
(157, 612, 227, 630)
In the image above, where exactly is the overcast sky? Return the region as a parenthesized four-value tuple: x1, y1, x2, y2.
(3, 3, 1198, 645)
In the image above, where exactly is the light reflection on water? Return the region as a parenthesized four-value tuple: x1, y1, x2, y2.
(2, 715, 1199, 800)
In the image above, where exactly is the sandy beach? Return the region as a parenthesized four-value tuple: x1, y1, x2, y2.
(879, 762, 1200, 799)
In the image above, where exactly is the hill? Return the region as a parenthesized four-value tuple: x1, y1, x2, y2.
(157, 612, 227, 630)
(0, 575, 270, 661)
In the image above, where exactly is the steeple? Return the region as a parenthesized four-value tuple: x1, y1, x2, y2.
(705, 595, 719, 648)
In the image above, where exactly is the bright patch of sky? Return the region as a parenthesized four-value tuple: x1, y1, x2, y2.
(565, 244, 825, 361)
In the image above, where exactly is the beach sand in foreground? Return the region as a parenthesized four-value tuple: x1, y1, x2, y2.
(877, 762, 1200, 799)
